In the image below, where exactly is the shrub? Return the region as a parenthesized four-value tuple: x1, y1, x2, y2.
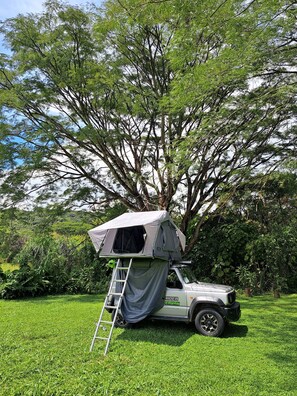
(0, 264, 50, 299)
(188, 217, 259, 285)
(0, 235, 109, 299)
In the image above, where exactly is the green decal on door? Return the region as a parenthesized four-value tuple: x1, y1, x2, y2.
(164, 296, 180, 306)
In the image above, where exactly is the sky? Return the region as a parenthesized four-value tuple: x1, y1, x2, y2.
(0, 0, 100, 20)
(0, 0, 101, 53)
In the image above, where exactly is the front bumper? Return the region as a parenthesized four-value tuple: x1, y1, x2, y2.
(222, 302, 241, 322)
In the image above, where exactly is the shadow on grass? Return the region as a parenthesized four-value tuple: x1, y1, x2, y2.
(239, 294, 297, 312)
(118, 320, 194, 346)
(24, 294, 105, 304)
(223, 323, 248, 338)
(267, 351, 297, 365)
(63, 294, 105, 304)
(265, 351, 297, 392)
(117, 320, 248, 346)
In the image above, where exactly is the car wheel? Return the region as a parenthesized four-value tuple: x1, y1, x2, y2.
(112, 311, 132, 329)
(195, 309, 225, 337)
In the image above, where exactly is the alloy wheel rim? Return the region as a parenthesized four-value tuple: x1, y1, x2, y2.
(200, 313, 218, 333)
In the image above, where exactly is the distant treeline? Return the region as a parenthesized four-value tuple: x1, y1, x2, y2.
(1, 175, 297, 299)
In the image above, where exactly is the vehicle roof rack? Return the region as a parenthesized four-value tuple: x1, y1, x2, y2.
(171, 260, 192, 266)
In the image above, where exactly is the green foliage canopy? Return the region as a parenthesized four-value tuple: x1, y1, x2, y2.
(0, 0, 296, 249)
(189, 172, 297, 294)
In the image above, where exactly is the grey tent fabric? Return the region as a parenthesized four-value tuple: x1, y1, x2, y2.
(155, 221, 180, 253)
(88, 210, 186, 260)
(117, 259, 169, 323)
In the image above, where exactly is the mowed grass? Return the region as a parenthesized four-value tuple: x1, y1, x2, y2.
(0, 294, 296, 396)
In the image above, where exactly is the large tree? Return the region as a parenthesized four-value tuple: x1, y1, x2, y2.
(0, 0, 296, 251)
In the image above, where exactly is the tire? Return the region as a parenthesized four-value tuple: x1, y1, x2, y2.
(112, 311, 132, 329)
(194, 309, 225, 337)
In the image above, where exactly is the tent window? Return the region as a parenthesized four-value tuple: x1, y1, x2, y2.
(113, 226, 146, 254)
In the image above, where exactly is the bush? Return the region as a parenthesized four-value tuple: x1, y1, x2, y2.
(187, 215, 297, 295)
(187, 217, 259, 285)
(0, 264, 50, 299)
(245, 225, 297, 295)
(0, 235, 109, 299)
(0, 228, 25, 263)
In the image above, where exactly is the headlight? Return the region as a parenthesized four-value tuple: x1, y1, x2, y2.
(228, 291, 236, 304)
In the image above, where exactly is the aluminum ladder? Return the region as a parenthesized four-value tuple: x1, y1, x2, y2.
(90, 258, 133, 355)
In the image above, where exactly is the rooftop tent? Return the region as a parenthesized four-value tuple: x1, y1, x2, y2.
(88, 211, 186, 324)
(88, 210, 186, 260)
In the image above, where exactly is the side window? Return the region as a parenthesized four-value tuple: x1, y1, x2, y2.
(166, 270, 182, 289)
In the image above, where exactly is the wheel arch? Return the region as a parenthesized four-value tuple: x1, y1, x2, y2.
(189, 297, 225, 322)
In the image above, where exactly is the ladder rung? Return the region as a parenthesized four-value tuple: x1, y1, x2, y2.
(90, 258, 133, 355)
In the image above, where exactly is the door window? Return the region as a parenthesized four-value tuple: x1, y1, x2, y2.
(166, 270, 182, 289)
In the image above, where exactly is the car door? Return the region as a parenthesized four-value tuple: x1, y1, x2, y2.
(153, 269, 188, 318)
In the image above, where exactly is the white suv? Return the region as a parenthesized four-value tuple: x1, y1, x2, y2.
(113, 262, 241, 337)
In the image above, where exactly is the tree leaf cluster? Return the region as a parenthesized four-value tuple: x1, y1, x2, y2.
(0, 0, 296, 250)
(188, 172, 297, 295)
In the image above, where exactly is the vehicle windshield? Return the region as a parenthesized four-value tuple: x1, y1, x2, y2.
(178, 266, 197, 284)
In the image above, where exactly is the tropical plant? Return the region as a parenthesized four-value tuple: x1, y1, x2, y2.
(235, 264, 257, 296)
(0, 264, 50, 299)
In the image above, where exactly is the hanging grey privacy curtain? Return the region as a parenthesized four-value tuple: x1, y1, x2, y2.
(117, 259, 169, 323)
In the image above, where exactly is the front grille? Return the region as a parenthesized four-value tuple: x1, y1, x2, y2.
(228, 291, 236, 304)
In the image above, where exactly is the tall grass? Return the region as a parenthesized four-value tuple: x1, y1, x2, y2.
(0, 294, 296, 395)
(0, 263, 19, 272)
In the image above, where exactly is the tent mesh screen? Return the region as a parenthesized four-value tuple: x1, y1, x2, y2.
(113, 226, 146, 253)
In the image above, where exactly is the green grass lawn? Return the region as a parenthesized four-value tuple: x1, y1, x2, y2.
(1, 294, 296, 396)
